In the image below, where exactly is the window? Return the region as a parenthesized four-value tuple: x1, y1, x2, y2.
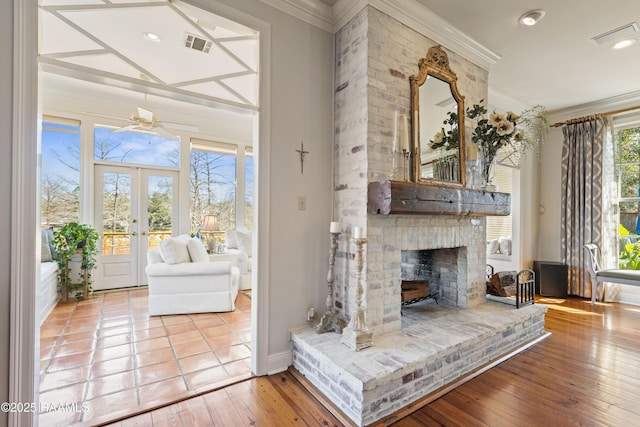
(245, 147, 254, 230)
(94, 126, 180, 167)
(41, 116, 81, 227)
(486, 163, 513, 251)
(190, 140, 238, 234)
(616, 125, 640, 269)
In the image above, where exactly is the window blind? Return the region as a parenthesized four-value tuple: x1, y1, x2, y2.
(486, 164, 513, 242)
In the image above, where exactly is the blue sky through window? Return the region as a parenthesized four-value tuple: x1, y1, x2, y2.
(94, 127, 180, 167)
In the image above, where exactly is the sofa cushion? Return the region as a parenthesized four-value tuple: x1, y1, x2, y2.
(226, 230, 239, 249)
(160, 236, 191, 264)
(237, 230, 252, 255)
(188, 237, 210, 262)
(147, 249, 164, 265)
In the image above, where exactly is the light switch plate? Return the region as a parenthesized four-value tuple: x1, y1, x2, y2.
(298, 196, 307, 210)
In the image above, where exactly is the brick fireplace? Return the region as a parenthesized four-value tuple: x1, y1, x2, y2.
(291, 6, 548, 426)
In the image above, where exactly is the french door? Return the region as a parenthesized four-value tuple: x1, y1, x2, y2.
(94, 165, 179, 290)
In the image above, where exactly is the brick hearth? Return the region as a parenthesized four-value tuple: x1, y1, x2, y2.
(292, 301, 547, 425)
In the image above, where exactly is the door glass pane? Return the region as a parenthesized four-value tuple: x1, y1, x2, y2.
(102, 172, 132, 256)
(148, 175, 173, 251)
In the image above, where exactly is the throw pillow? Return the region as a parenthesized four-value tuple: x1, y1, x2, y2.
(225, 230, 238, 249)
(41, 229, 52, 262)
(148, 249, 164, 264)
(188, 237, 210, 262)
(237, 230, 252, 255)
(160, 237, 191, 264)
(499, 238, 512, 256)
(487, 239, 500, 254)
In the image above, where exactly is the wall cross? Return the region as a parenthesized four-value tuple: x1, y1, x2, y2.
(295, 141, 309, 175)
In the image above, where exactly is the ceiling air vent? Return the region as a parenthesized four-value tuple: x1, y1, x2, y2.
(184, 33, 212, 53)
(592, 22, 639, 46)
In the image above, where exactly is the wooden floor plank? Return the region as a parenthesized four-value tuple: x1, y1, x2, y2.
(104, 297, 640, 427)
(399, 297, 640, 426)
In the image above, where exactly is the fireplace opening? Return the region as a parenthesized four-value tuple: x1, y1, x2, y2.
(401, 247, 463, 306)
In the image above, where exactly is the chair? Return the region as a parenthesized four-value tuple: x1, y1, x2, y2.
(584, 243, 640, 306)
(145, 235, 239, 315)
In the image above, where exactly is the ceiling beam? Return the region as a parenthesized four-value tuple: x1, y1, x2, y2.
(39, 57, 258, 115)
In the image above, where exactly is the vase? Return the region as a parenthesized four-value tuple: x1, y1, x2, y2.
(480, 147, 497, 192)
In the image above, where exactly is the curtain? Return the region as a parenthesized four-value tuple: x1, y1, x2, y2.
(561, 117, 616, 299)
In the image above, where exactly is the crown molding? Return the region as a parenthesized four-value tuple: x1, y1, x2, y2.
(547, 89, 640, 124)
(488, 88, 530, 113)
(258, 0, 334, 32)
(279, 0, 500, 71)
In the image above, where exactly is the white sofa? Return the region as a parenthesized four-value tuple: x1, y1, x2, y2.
(39, 228, 59, 325)
(146, 235, 239, 315)
(224, 230, 253, 290)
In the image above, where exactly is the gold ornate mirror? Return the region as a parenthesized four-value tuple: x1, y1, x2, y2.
(410, 45, 465, 186)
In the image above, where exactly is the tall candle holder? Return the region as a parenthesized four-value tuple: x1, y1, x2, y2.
(391, 148, 401, 180)
(316, 230, 346, 334)
(402, 149, 411, 181)
(340, 236, 373, 351)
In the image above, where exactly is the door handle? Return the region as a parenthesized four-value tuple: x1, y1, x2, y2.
(141, 231, 148, 236)
(131, 232, 138, 236)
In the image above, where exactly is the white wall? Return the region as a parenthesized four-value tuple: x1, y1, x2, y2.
(186, 0, 335, 368)
(1, 1, 13, 424)
(537, 126, 564, 262)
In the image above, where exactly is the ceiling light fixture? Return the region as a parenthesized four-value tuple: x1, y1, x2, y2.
(612, 38, 637, 50)
(519, 9, 545, 26)
(144, 32, 161, 42)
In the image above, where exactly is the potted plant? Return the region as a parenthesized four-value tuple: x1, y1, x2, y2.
(53, 222, 99, 301)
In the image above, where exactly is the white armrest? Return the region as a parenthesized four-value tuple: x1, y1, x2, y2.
(146, 261, 231, 277)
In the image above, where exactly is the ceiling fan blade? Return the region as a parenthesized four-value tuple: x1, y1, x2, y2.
(113, 124, 140, 133)
(137, 107, 155, 122)
(159, 121, 199, 132)
(84, 112, 133, 123)
(153, 126, 179, 140)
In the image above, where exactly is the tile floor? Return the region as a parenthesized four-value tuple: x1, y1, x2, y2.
(38, 287, 252, 426)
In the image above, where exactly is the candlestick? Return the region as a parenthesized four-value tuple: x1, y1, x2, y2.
(340, 236, 373, 351)
(330, 221, 340, 233)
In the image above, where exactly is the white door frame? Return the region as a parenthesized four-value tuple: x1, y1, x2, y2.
(94, 165, 179, 290)
(11, 1, 271, 425)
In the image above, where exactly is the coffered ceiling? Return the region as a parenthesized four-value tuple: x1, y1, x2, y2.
(40, 0, 259, 114)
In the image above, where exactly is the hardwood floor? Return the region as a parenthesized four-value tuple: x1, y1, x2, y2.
(103, 297, 640, 426)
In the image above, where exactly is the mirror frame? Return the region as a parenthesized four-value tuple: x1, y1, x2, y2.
(410, 45, 466, 187)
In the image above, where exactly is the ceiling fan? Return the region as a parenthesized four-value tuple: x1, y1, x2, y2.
(85, 95, 199, 140)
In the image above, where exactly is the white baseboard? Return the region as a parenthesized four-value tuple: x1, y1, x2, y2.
(267, 350, 293, 375)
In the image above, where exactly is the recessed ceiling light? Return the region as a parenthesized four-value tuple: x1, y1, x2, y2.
(144, 32, 161, 42)
(519, 9, 545, 26)
(612, 38, 637, 50)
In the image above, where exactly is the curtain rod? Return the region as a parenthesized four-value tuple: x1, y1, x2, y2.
(550, 104, 640, 127)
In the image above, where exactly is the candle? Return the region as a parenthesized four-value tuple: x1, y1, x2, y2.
(403, 114, 410, 151)
(330, 221, 340, 233)
(353, 226, 363, 239)
(392, 110, 399, 151)
(412, 111, 418, 151)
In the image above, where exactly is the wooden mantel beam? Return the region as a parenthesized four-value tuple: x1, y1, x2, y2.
(367, 180, 511, 216)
